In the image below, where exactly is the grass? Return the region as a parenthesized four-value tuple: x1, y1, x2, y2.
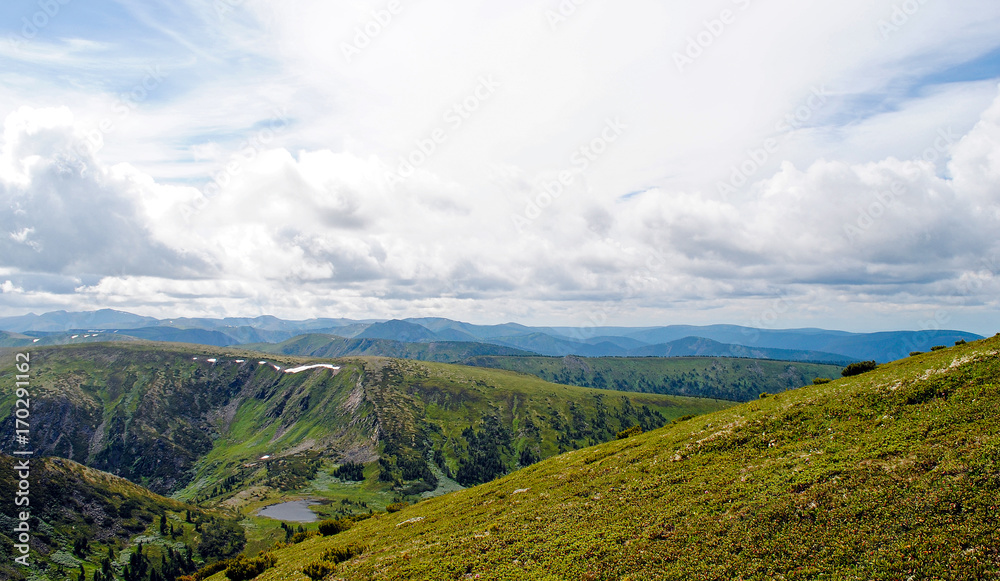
(231, 334, 1000, 580)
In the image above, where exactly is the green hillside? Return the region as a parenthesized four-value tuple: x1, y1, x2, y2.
(0, 455, 222, 581)
(461, 355, 844, 402)
(237, 334, 1000, 580)
(0, 344, 729, 515)
(0, 330, 35, 348)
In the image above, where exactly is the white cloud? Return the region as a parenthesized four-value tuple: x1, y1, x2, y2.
(0, 1, 999, 332)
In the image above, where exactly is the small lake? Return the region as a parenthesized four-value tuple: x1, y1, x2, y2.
(256, 500, 319, 522)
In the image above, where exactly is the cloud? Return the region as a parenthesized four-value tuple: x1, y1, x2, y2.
(0, 2, 999, 332)
(0, 107, 208, 281)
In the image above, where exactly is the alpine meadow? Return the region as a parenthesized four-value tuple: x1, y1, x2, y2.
(2, 1, 1000, 580)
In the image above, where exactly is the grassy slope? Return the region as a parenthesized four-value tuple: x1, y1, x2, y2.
(0, 455, 211, 581)
(244, 335, 1000, 581)
(461, 355, 844, 402)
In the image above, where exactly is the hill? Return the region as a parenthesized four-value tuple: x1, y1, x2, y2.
(240, 334, 1000, 580)
(460, 355, 844, 402)
(0, 455, 217, 581)
(0, 344, 729, 510)
(243, 334, 538, 361)
(0, 330, 35, 348)
(1, 309, 983, 362)
(610, 324, 982, 362)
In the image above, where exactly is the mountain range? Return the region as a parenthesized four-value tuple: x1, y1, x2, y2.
(0, 309, 984, 363)
(2, 323, 997, 579)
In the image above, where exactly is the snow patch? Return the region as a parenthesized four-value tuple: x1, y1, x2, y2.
(283, 363, 340, 374)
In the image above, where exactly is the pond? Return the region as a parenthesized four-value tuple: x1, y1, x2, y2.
(256, 500, 319, 522)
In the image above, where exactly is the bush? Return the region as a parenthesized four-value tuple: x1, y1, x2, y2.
(321, 543, 367, 564)
(812, 378, 832, 385)
(225, 553, 277, 581)
(758, 392, 769, 399)
(909, 351, 924, 357)
(841, 361, 878, 377)
(930, 345, 947, 351)
(317, 518, 353, 536)
(955, 339, 967, 346)
(192, 559, 231, 580)
(290, 531, 318, 544)
(385, 502, 409, 513)
(616, 425, 642, 439)
(302, 561, 335, 581)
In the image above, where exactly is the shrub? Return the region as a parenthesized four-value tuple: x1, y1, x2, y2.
(841, 361, 878, 377)
(930, 345, 947, 351)
(909, 351, 924, 357)
(812, 378, 832, 385)
(302, 560, 335, 581)
(192, 559, 231, 580)
(318, 518, 353, 536)
(385, 502, 409, 513)
(224, 553, 277, 581)
(955, 339, 967, 346)
(616, 425, 642, 439)
(290, 531, 318, 544)
(321, 543, 367, 564)
(758, 392, 769, 399)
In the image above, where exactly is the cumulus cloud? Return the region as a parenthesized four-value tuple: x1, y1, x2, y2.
(1, 0, 999, 332)
(1, 86, 999, 330)
(0, 107, 208, 282)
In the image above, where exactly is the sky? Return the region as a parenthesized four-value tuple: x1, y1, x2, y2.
(1, 0, 999, 334)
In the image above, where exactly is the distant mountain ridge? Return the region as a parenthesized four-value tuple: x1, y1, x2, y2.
(0, 309, 984, 363)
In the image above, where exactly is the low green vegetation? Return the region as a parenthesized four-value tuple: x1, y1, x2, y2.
(460, 355, 844, 401)
(1, 343, 735, 579)
(0, 456, 216, 581)
(229, 334, 1000, 580)
(841, 360, 879, 377)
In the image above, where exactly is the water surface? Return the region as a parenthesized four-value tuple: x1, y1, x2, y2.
(256, 500, 319, 522)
